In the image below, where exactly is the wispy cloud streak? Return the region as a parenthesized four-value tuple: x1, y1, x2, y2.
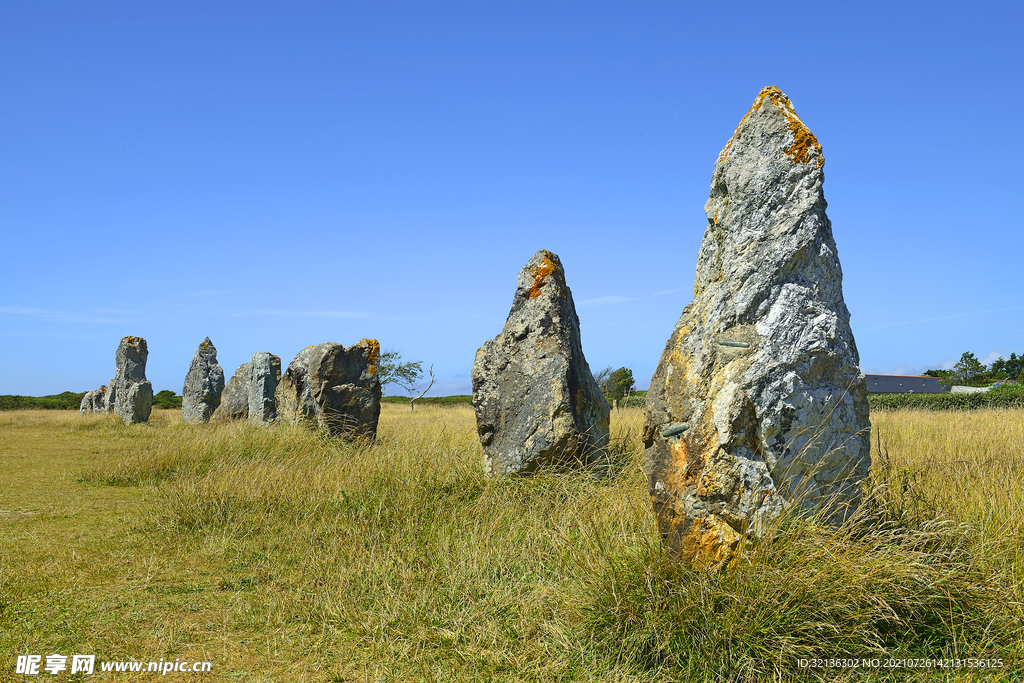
(578, 286, 689, 308)
(0, 306, 127, 324)
(865, 305, 1024, 330)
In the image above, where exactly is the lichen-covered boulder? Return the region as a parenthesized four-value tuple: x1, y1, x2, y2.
(472, 249, 610, 476)
(114, 336, 153, 425)
(182, 337, 226, 424)
(247, 352, 281, 424)
(79, 391, 94, 415)
(276, 339, 382, 438)
(212, 362, 249, 422)
(643, 86, 870, 570)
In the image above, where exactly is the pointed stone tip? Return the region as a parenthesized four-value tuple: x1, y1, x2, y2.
(524, 249, 566, 300)
(717, 86, 823, 168)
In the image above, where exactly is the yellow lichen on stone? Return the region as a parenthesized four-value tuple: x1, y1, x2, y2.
(682, 515, 742, 572)
(717, 86, 824, 168)
(528, 251, 559, 299)
(357, 338, 380, 376)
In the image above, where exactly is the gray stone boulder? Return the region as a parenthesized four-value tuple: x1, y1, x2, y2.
(472, 249, 610, 476)
(181, 337, 226, 424)
(104, 378, 117, 414)
(643, 86, 871, 570)
(114, 336, 153, 425)
(92, 385, 108, 414)
(276, 339, 382, 438)
(79, 391, 94, 415)
(212, 362, 249, 422)
(247, 352, 281, 424)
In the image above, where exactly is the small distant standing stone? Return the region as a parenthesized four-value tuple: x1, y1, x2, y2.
(114, 336, 153, 425)
(472, 249, 610, 476)
(276, 339, 382, 438)
(181, 337, 226, 424)
(104, 378, 117, 414)
(92, 385, 108, 414)
(247, 352, 281, 424)
(79, 391, 94, 415)
(212, 362, 249, 421)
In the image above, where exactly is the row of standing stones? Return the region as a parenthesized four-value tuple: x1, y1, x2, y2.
(79, 336, 154, 426)
(83, 336, 382, 439)
(80, 86, 870, 569)
(471, 86, 871, 570)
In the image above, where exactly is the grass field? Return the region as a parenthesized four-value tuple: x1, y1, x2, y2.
(1, 406, 1022, 681)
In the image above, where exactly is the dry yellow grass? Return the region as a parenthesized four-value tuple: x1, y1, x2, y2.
(1, 405, 1022, 681)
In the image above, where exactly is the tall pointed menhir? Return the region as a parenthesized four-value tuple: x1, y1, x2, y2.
(182, 337, 226, 423)
(643, 87, 871, 569)
(473, 250, 610, 476)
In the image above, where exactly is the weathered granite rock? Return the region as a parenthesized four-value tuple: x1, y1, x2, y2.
(79, 391, 94, 415)
(212, 362, 249, 422)
(114, 336, 153, 425)
(643, 86, 871, 569)
(276, 339, 382, 438)
(472, 250, 610, 476)
(104, 378, 117, 414)
(92, 385, 108, 414)
(181, 337, 226, 424)
(247, 352, 281, 424)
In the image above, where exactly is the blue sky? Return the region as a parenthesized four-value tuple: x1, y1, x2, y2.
(2, 1, 1022, 396)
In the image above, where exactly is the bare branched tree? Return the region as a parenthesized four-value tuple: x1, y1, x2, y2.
(408, 365, 436, 412)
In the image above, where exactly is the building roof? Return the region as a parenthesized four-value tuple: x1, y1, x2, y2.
(861, 374, 949, 394)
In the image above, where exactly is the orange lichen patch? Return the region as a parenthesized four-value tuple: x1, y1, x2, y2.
(717, 86, 823, 168)
(357, 338, 380, 376)
(683, 515, 742, 572)
(527, 252, 559, 299)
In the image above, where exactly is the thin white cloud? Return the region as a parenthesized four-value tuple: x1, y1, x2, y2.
(866, 305, 1024, 330)
(578, 286, 690, 308)
(578, 295, 632, 306)
(232, 309, 376, 319)
(981, 350, 1005, 366)
(0, 306, 126, 324)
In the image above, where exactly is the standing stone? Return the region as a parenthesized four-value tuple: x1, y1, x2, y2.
(643, 86, 871, 570)
(114, 336, 153, 425)
(79, 391, 94, 415)
(277, 339, 382, 438)
(212, 362, 249, 421)
(92, 385, 108, 414)
(181, 337, 226, 424)
(104, 377, 117, 414)
(472, 249, 610, 476)
(247, 352, 281, 424)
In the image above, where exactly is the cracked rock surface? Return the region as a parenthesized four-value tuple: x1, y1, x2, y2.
(277, 339, 382, 439)
(114, 336, 153, 425)
(643, 87, 870, 569)
(182, 337, 226, 424)
(473, 249, 610, 476)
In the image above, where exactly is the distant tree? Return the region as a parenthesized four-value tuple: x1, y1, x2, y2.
(602, 367, 636, 402)
(952, 352, 986, 386)
(377, 349, 435, 412)
(593, 366, 613, 391)
(152, 390, 182, 409)
(378, 350, 424, 394)
(991, 352, 1023, 380)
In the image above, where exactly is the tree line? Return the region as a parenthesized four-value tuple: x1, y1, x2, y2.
(924, 351, 1023, 387)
